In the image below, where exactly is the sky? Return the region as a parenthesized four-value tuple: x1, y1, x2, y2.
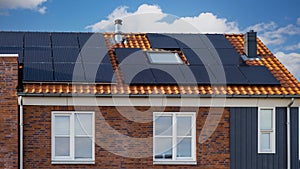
(0, 0, 299, 80)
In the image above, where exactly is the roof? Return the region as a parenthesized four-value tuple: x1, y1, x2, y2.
(0, 31, 299, 97)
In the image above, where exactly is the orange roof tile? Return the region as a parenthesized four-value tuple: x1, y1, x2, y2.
(22, 33, 300, 97)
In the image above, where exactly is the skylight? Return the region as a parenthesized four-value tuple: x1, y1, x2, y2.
(147, 51, 183, 64)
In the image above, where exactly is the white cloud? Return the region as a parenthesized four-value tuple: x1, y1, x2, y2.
(0, 0, 47, 14)
(275, 51, 300, 80)
(85, 4, 240, 33)
(285, 42, 300, 51)
(246, 22, 300, 46)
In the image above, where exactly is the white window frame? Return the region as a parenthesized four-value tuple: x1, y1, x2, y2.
(258, 108, 276, 154)
(146, 51, 183, 64)
(51, 111, 95, 164)
(153, 112, 196, 165)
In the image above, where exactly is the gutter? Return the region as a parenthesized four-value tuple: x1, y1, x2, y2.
(18, 96, 23, 169)
(287, 97, 294, 169)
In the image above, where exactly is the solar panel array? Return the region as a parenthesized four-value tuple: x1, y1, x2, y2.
(0, 31, 114, 83)
(114, 33, 280, 85)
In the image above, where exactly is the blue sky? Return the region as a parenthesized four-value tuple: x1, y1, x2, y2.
(0, 0, 300, 80)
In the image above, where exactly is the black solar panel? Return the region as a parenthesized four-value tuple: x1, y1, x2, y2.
(188, 66, 217, 84)
(80, 47, 110, 64)
(205, 34, 233, 49)
(121, 64, 156, 84)
(146, 33, 179, 49)
(239, 66, 280, 85)
(115, 48, 148, 65)
(209, 66, 249, 84)
(170, 34, 207, 48)
(54, 63, 85, 82)
(84, 63, 115, 83)
(23, 63, 53, 81)
(182, 48, 218, 65)
(150, 65, 187, 84)
(53, 48, 81, 63)
(0, 47, 23, 62)
(215, 48, 241, 65)
(24, 32, 51, 47)
(24, 47, 52, 63)
(78, 33, 106, 48)
(0, 32, 24, 47)
(51, 32, 79, 47)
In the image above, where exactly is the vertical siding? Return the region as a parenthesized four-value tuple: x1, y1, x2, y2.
(230, 107, 299, 169)
(291, 107, 299, 169)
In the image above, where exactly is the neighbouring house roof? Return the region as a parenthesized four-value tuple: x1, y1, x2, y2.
(0, 31, 299, 97)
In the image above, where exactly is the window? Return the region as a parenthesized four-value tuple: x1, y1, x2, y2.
(258, 108, 275, 153)
(52, 111, 95, 164)
(147, 51, 183, 64)
(153, 112, 196, 165)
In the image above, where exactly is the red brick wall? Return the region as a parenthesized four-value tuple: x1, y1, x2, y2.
(23, 106, 230, 169)
(0, 56, 19, 168)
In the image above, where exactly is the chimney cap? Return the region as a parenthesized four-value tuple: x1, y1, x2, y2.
(114, 19, 122, 25)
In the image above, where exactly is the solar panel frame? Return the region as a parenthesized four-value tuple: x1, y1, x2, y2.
(150, 65, 187, 84)
(188, 65, 218, 84)
(78, 33, 106, 48)
(204, 34, 234, 49)
(115, 48, 148, 65)
(23, 63, 54, 82)
(53, 47, 81, 63)
(182, 48, 219, 65)
(239, 66, 280, 85)
(120, 64, 156, 84)
(0, 32, 24, 47)
(215, 48, 241, 65)
(80, 47, 110, 64)
(208, 65, 249, 85)
(24, 32, 51, 47)
(24, 47, 52, 63)
(83, 63, 116, 83)
(54, 63, 85, 82)
(146, 33, 179, 49)
(51, 32, 79, 47)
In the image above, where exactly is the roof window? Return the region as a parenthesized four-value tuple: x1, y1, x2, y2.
(147, 51, 183, 64)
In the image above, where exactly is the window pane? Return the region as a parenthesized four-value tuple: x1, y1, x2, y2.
(148, 52, 183, 64)
(260, 109, 273, 130)
(177, 138, 192, 157)
(75, 114, 92, 136)
(155, 116, 172, 136)
(154, 138, 172, 159)
(55, 137, 70, 156)
(75, 137, 92, 158)
(261, 133, 271, 151)
(177, 116, 192, 136)
(55, 116, 70, 135)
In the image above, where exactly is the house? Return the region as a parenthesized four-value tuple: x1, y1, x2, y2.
(0, 21, 299, 169)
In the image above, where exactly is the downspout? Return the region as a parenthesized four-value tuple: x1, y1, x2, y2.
(287, 97, 294, 169)
(18, 96, 23, 169)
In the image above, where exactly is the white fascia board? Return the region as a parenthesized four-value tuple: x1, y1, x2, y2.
(22, 97, 300, 107)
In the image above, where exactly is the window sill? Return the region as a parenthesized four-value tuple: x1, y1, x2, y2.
(153, 161, 197, 165)
(52, 160, 95, 165)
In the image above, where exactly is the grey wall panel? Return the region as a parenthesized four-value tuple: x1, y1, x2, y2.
(290, 107, 299, 169)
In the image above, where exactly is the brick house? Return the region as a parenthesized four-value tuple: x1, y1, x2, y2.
(0, 27, 299, 168)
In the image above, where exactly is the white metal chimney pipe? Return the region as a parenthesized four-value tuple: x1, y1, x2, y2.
(114, 19, 123, 43)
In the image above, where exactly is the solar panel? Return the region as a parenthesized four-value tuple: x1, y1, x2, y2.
(188, 66, 217, 84)
(115, 48, 148, 65)
(120, 64, 156, 84)
(53, 48, 81, 63)
(80, 47, 110, 64)
(215, 48, 241, 65)
(182, 48, 218, 65)
(209, 65, 249, 84)
(150, 65, 187, 84)
(239, 66, 280, 85)
(204, 34, 233, 49)
(0, 32, 24, 47)
(23, 63, 53, 81)
(24, 47, 52, 63)
(54, 63, 85, 82)
(0, 47, 23, 62)
(78, 33, 106, 48)
(24, 32, 51, 47)
(170, 34, 207, 48)
(51, 32, 79, 47)
(84, 63, 115, 83)
(146, 33, 179, 49)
